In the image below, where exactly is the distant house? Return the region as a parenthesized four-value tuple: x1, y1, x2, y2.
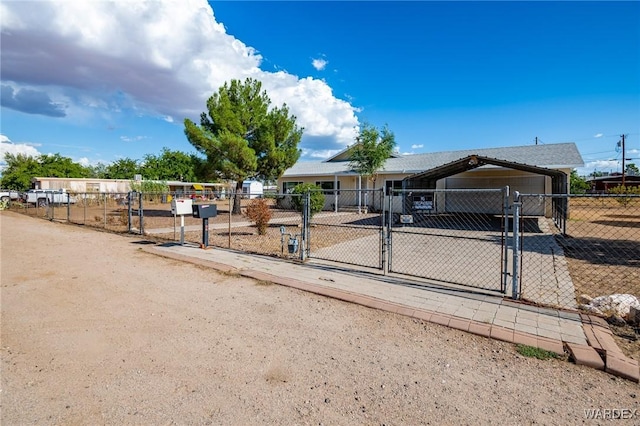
(278, 142, 584, 215)
(587, 173, 640, 192)
(31, 177, 229, 199)
(241, 180, 264, 199)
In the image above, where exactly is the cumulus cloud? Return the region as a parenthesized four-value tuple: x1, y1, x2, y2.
(0, 134, 42, 170)
(411, 144, 423, 149)
(0, 0, 359, 159)
(312, 58, 328, 71)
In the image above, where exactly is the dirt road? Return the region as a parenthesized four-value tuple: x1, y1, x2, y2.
(1, 211, 638, 425)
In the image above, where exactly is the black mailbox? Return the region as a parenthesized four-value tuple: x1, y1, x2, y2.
(192, 204, 217, 219)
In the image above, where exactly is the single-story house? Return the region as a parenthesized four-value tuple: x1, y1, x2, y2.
(31, 177, 229, 199)
(278, 142, 584, 216)
(587, 173, 640, 193)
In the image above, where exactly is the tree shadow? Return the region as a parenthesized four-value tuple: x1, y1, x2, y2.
(555, 235, 640, 267)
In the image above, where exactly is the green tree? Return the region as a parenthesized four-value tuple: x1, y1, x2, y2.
(0, 153, 42, 191)
(625, 163, 639, 175)
(570, 170, 590, 194)
(290, 183, 325, 217)
(39, 153, 89, 178)
(141, 148, 198, 182)
(348, 123, 396, 209)
(87, 162, 109, 179)
(104, 158, 140, 179)
(0, 152, 91, 191)
(184, 78, 303, 214)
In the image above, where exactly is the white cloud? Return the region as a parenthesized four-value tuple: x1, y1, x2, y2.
(312, 58, 328, 71)
(577, 159, 622, 176)
(0, 0, 359, 160)
(411, 144, 423, 149)
(594, 133, 604, 138)
(120, 136, 148, 143)
(0, 134, 42, 170)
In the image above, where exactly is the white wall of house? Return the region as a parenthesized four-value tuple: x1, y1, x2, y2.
(33, 178, 132, 193)
(281, 167, 571, 215)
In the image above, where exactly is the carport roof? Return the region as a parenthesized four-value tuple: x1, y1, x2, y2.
(282, 142, 584, 177)
(404, 155, 567, 183)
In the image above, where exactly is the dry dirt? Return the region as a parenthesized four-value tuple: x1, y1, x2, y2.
(1, 210, 639, 425)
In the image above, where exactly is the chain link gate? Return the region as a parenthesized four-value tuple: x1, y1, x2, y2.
(306, 189, 385, 269)
(387, 188, 510, 293)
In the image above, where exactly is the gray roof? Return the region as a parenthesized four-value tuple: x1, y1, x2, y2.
(283, 142, 584, 177)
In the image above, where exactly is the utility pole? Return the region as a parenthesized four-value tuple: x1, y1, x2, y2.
(535, 137, 538, 146)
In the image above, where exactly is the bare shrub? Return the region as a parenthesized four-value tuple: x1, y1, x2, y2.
(245, 198, 272, 235)
(119, 209, 128, 225)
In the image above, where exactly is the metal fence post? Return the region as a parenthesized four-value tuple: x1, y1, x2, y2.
(502, 186, 510, 293)
(127, 191, 133, 233)
(381, 188, 387, 274)
(387, 190, 394, 272)
(103, 193, 107, 228)
(138, 192, 144, 235)
(511, 191, 521, 300)
(301, 191, 310, 261)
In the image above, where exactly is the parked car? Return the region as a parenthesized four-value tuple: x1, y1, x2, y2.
(24, 189, 77, 207)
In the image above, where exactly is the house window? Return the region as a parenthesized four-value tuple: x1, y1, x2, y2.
(87, 182, 100, 192)
(385, 180, 403, 196)
(315, 181, 340, 194)
(282, 181, 302, 193)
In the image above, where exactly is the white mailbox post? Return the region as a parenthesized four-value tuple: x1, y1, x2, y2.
(171, 198, 193, 245)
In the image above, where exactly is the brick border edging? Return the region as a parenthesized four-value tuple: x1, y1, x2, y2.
(143, 246, 639, 383)
(579, 314, 639, 382)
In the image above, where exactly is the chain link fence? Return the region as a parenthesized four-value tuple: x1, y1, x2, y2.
(8, 188, 639, 315)
(517, 193, 640, 310)
(307, 189, 384, 269)
(133, 192, 306, 259)
(388, 188, 510, 292)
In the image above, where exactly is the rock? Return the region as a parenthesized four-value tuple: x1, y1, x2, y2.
(607, 315, 627, 327)
(579, 304, 604, 316)
(628, 306, 640, 325)
(585, 294, 640, 318)
(577, 294, 593, 305)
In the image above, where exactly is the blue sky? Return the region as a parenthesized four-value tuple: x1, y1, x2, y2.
(1, 1, 639, 176)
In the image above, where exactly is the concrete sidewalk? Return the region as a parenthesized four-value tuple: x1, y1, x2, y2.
(144, 242, 639, 382)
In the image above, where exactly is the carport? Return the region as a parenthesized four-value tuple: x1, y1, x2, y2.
(401, 155, 569, 233)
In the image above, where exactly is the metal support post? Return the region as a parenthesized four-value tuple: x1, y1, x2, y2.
(301, 191, 310, 261)
(127, 191, 133, 233)
(502, 186, 510, 293)
(511, 191, 521, 300)
(138, 192, 144, 235)
(202, 217, 209, 248)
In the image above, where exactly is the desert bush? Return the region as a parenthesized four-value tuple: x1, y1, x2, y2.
(119, 209, 128, 225)
(245, 198, 272, 235)
(290, 183, 325, 217)
(607, 185, 640, 207)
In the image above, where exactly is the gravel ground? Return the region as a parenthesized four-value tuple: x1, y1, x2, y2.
(1, 210, 639, 425)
